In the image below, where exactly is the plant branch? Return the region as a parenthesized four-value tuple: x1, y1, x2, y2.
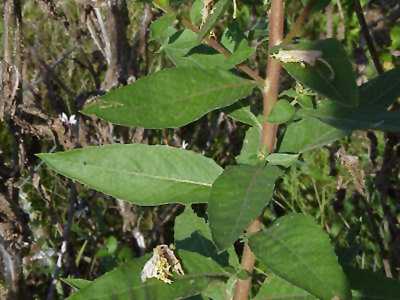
(282, 0, 316, 45)
(180, 18, 264, 84)
(353, 0, 384, 74)
(233, 1, 284, 300)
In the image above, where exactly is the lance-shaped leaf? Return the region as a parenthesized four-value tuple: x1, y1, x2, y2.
(37, 144, 222, 206)
(279, 117, 349, 153)
(208, 165, 282, 251)
(249, 214, 351, 300)
(82, 67, 256, 129)
(254, 275, 316, 300)
(271, 39, 358, 107)
(67, 250, 229, 300)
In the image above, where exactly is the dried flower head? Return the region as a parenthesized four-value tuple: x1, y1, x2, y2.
(140, 245, 184, 284)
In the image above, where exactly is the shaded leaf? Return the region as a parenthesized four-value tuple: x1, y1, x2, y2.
(209, 165, 282, 251)
(236, 126, 261, 165)
(301, 0, 331, 12)
(279, 117, 349, 153)
(175, 208, 240, 268)
(272, 39, 358, 107)
(302, 101, 400, 132)
(267, 99, 296, 124)
(67, 251, 229, 300)
(360, 67, 400, 108)
(82, 67, 256, 129)
(249, 214, 351, 300)
(254, 275, 316, 300)
(37, 144, 222, 206)
(345, 266, 400, 300)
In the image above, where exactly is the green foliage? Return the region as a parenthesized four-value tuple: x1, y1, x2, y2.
(279, 117, 349, 153)
(38, 144, 222, 205)
(236, 126, 261, 165)
(24, 0, 400, 298)
(226, 103, 261, 128)
(208, 165, 282, 250)
(198, 0, 231, 41)
(254, 275, 316, 300)
(267, 99, 296, 124)
(345, 267, 400, 300)
(249, 214, 351, 300)
(82, 67, 256, 128)
(67, 251, 229, 300)
(272, 39, 359, 107)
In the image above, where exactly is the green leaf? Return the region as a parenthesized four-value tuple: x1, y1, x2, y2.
(175, 209, 240, 268)
(345, 266, 400, 300)
(236, 126, 261, 165)
(360, 67, 400, 108)
(61, 278, 92, 290)
(82, 67, 256, 129)
(226, 103, 261, 128)
(267, 100, 296, 124)
(266, 153, 299, 168)
(209, 165, 282, 251)
(272, 39, 359, 107)
(299, 68, 400, 132)
(67, 251, 229, 300)
(302, 101, 400, 132)
(301, 0, 331, 12)
(190, 0, 203, 26)
(150, 13, 177, 46)
(164, 30, 252, 69)
(225, 40, 255, 66)
(37, 144, 222, 206)
(279, 117, 349, 153)
(198, 0, 231, 42)
(254, 275, 317, 300)
(249, 214, 351, 300)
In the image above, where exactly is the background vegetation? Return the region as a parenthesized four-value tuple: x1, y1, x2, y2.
(1, 0, 400, 299)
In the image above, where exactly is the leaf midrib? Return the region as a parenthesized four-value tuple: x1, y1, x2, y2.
(48, 160, 214, 187)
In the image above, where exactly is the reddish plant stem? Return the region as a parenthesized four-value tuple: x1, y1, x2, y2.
(181, 18, 264, 84)
(232, 2, 284, 300)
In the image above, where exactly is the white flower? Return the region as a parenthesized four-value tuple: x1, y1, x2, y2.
(59, 113, 77, 126)
(181, 140, 189, 150)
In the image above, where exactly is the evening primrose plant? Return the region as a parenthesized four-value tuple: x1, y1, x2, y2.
(37, 0, 400, 299)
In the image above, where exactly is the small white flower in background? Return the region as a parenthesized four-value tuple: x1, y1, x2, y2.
(181, 140, 189, 150)
(133, 229, 146, 251)
(140, 244, 184, 284)
(59, 112, 77, 126)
